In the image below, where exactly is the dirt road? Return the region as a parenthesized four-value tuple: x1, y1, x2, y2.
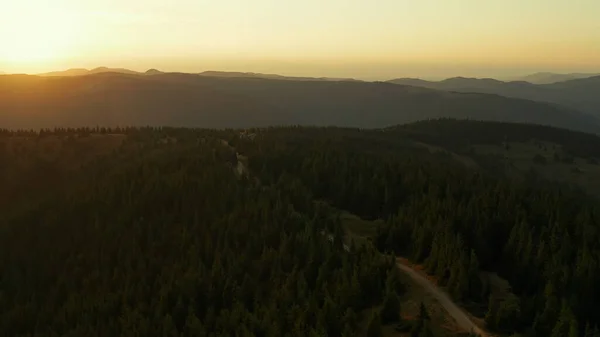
(396, 262, 487, 337)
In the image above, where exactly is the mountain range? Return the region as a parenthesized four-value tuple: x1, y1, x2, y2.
(198, 71, 360, 82)
(511, 72, 600, 84)
(1, 72, 598, 133)
(37, 67, 359, 82)
(39, 67, 147, 77)
(388, 76, 600, 119)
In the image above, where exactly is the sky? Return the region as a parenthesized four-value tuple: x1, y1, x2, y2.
(1, 0, 599, 80)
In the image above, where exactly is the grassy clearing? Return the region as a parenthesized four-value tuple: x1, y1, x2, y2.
(471, 140, 600, 197)
(482, 272, 514, 309)
(341, 211, 382, 238)
(411, 141, 479, 169)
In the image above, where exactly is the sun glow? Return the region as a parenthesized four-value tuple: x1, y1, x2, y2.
(0, 0, 599, 77)
(0, 5, 81, 65)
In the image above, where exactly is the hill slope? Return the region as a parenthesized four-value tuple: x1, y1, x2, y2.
(1, 73, 598, 133)
(3, 122, 600, 337)
(388, 76, 600, 118)
(235, 121, 600, 336)
(513, 72, 599, 84)
(0, 128, 401, 337)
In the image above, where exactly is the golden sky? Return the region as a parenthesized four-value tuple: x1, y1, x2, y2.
(1, 0, 599, 79)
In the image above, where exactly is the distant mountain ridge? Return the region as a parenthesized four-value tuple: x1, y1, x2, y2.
(37, 67, 359, 82)
(512, 72, 600, 84)
(388, 75, 600, 118)
(1, 72, 598, 133)
(198, 71, 360, 82)
(39, 67, 144, 77)
(392, 76, 540, 90)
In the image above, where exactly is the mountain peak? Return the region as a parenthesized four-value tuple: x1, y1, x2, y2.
(88, 67, 139, 75)
(145, 69, 163, 75)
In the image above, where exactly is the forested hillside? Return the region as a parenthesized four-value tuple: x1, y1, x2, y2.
(1, 73, 598, 133)
(388, 76, 600, 119)
(2, 121, 600, 336)
(230, 122, 600, 336)
(0, 128, 405, 337)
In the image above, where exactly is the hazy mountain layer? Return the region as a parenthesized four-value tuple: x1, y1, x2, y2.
(36, 68, 358, 82)
(198, 71, 360, 82)
(512, 72, 599, 84)
(388, 76, 600, 118)
(0, 73, 598, 133)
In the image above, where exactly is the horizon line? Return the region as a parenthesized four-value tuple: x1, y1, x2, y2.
(2, 66, 600, 82)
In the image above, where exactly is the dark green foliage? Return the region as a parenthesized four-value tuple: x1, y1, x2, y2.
(532, 154, 547, 164)
(232, 121, 600, 336)
(366, 311, 383, 337)
(585, 323, 600, 337)
(417, 320, 435, 337)
(563, 155, 576, 164)
(0, 127, 397, 337)
(467, 250, 483, 300)
(394, 321, 413, 333)
(381, 290, 401, 324)
(554, 152, 561, 162)
(550, 304, 579, 337)
(493, 295, 521, 333)
(411, 303, 434, 337)
(418, 303, 430, 321)
(385, 269, 404, 293)
(484, 295, 498, 330)
(3, 120, 600, 337)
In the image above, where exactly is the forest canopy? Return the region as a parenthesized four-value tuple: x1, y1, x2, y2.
(2, 120, 600, 337)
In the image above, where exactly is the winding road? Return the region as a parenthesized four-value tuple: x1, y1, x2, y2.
(223, 137, 485, 336)
(396, 262, 488, 337)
